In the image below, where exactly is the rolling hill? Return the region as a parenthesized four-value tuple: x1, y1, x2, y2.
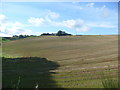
(2, 35, 118, 88)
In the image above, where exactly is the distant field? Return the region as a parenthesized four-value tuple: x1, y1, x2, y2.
(2, 35, 118, 88)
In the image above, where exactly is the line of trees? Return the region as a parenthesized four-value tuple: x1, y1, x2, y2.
(2, 35, 37, 41)
(41, 30, 72, 36)
(2, 30, 72, 42)
(41, 33, 56, 36)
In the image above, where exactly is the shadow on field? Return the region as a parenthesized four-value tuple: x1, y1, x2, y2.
(2, 57, 61, 89)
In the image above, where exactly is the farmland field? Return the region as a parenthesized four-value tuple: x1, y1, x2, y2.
(2, 35, 118, 88)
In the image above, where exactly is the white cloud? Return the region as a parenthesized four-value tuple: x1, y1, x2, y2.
(26, 9, 117, 33)
(76, 26, 91, 32)
(101, 8, 110, 18)
(0, 21, 24, 33)
(54, 19, 116, 32)
(16, 29, 33, 35)
(61, 19, 84, 29)
(72, 2, 79, 4)
(87, 22, 117, 28)
(27, 12, 116, 33)
(0, 14, 34, 37)
(27, 10, 59, 27)
(28, 17, 45, 26)
(0, 24, 33, 36)
(86, 3, 95, 7)
(96, 24, 116, 28)
(79, 7, 83, 10)
(98, 5, 115, 19)
(103, 5, 106, 8)
(47, 10, 60, 19)
(0, 14, 8, 24)
(54, 19, 91, 32)
(75, 3, 113, 19)
(0, 33, 12, 37)
(98, 5, 110, 18)
(31, 17, 91, 32)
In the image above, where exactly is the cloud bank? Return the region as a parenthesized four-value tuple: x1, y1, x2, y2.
(0, 14, 34, 37)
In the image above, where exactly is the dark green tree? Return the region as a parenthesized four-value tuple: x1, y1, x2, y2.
(56, 30, 63, 36)
(56, 30, 72, 36)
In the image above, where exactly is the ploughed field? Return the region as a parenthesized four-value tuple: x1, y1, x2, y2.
(2, 35, 118, 88)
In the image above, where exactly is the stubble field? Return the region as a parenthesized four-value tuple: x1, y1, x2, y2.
(2, 35, 118, 88)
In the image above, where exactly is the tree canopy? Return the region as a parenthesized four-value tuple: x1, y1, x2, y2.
(56, 30, 71, 36)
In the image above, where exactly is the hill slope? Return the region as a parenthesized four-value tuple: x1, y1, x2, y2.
(3, 35, 118, 88)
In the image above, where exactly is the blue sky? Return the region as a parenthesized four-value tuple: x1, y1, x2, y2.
(0, 2, 118, 36)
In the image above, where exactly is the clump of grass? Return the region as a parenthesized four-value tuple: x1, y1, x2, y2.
(102, 78, 118, 88)
(11, 76, 21, 90)
(10, 77, 40, 89)
(101, 66, 118, 88)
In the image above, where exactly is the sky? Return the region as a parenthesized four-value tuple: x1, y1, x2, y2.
(0, 2, 118, 37)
